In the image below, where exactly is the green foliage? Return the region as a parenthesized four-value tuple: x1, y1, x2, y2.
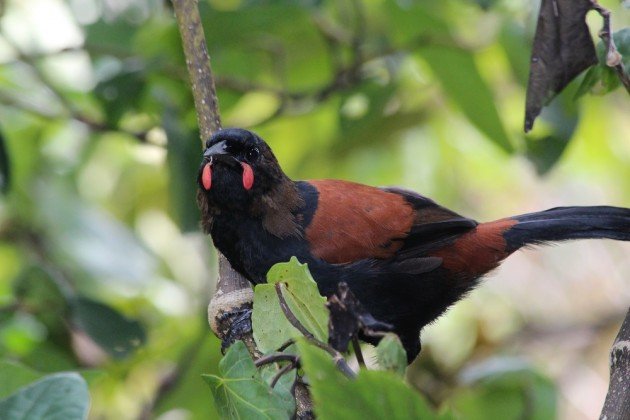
(252, 257, 329, 353)
(0, 372, 90, 420)
(203, 341, 295, 420)
(376, 333, 407, 377)
(0, 0, 627, 417)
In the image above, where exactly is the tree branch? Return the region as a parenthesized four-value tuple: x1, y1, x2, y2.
(600, 307, 630, 420)
(169, 1, 313, 417)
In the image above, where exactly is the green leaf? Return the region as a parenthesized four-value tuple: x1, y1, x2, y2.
(202, 341, 295, 420)
(0, 361, 42, 399)
(448, 358, 556, 420)
(499, 23, 531, 86)
(0, 372, 90, 420)
(0, 127, 9, 194)
(252, 257, 329, 353)
(416, 48, 513, 153)
(297, 340, 437, 420)
(524, 79, 579, 175)
(376, 333, 407, 377)
(260, 364, 296, 413)
(69, 296, 145, 359)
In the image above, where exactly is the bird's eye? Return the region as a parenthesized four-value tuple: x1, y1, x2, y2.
(246, 147, 260, 161)
(205, 138, 212, 149)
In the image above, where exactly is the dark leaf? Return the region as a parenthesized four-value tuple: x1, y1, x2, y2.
(0, 372, 90, 420)
(94, 67, 146, 126)
(327, 282, 392, 353)
(525, 79, 579, 174)
(163, 110, 201, 232)
(69, 296, 145, 359)
(0, 128, 9, 194)
(525, 0, 597, 132)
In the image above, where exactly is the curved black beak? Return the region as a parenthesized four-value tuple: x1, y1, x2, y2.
(203, 140, 228, 161)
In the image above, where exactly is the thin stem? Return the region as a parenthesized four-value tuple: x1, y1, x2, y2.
(255, 353, 300, 368)
(270, 362, 297, 389)
(590, 0, 630, 93)
(352, 336, 365, 368)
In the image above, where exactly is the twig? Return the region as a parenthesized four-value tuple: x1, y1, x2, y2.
(255, 353, 300, 367)
(590, 0, 630, 93)
(275, 283, 356, 379)
(171, 0, 221, 140)
(352, 336, 365, 368)
(271, 363, 297, 389)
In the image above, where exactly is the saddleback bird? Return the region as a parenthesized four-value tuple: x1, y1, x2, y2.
(197, 128, 630, 362)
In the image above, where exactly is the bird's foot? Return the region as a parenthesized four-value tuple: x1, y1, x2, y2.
(218, 307, 253, 353)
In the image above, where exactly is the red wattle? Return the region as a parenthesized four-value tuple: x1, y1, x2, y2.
(241, 162, 254, 190)
(202, 163, 212, 190)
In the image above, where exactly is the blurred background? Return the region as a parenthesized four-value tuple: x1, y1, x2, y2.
(0, 0, 628, 418)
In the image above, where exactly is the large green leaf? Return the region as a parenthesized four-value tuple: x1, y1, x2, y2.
(524, 79, 580, 175)
(69, 296, 146, 359)
(417, 47, 513, 152)
(0, 361, 42, 399)
(0, 372, 90, 420)
(297, 340, 437, 420)
(202, 341, 295, 420)
(252, 257, 329, 353)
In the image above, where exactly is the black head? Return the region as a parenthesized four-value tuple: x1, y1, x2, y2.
(197, 128, 287, 212)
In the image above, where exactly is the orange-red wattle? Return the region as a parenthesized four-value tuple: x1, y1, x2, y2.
(202, 163, 212, 190)
(241, 162, 254, 190)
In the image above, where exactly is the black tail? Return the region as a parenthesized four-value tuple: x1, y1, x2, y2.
(503, 206, 630, 252)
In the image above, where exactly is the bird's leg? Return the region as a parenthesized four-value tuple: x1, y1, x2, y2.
(218, 307, 253, 353)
